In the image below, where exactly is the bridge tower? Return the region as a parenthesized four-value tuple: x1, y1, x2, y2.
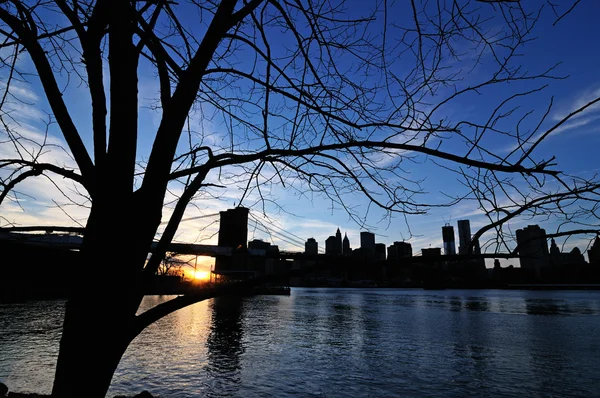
(214, 207, 250, 280)
(218, 207, 249, 249)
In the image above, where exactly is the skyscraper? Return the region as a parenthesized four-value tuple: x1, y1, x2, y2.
(360, 231, 376, 253)
(375, 243, 386, 260)
(387, 241, 412, 262)
(457, 220, 471, 254)
(442, 225, 456, 255)
(336, 228, 342, 254)
(305, 238, 318, 255)
(516, 224, 549, 278)
(343, 233, 350, 254)
(325, 236, 337, 255)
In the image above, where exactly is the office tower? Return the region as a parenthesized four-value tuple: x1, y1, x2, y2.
(396, 241, 413, 257)
(388, 241, 413, 261)
(336, 228, 342, 254)
(515, 224, 549, 278)
(360, 231, 376, 253)
(457, 220, 471, 254)
(375, 243, 386, 260)
(325, 236, 337, 255)
(442, 225, 456, 255)
(305, 238, 318, 255)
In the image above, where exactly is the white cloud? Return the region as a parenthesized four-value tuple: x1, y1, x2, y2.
(553, 85, 600, 122)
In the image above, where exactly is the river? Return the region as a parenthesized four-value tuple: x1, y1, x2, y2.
(1, 288, 600, 397)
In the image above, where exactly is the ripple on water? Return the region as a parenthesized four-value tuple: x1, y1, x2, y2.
(2, 290, 600, 397)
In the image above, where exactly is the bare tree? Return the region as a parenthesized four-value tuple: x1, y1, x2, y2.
(0, 0, 596, 396)
(157, 252, 193, 277)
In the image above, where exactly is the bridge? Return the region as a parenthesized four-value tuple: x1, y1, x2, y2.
(0, 206, 522, 272)
(0, 207, 315, 257)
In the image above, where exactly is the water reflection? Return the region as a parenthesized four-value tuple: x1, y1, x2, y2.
(525, 298, 565, 316)
(205, 296, 245, 397)
(464, 296, 489, 312)
(2, 290, 600, 397)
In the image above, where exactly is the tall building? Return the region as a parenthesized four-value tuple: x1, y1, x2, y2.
(375, 243, 386, 261)
(388, 241, 413, 261)
(305, 238, 318, 255)
(217, 207, 249, 249)
(343, 233, 350, 254)
(516, 224, 549, 278)
(457, 220, 472, 254)
(335, 228, 342, 254)
(442, 225, 456, 256)
(549, 238, 560, 257)
(325, 236, 337, 255)
(360, 231, 376, 253)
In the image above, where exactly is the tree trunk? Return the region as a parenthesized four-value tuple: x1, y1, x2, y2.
(51, 296, 136, 398)
(51, 198, 156, 397)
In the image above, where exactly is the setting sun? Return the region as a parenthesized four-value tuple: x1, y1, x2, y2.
(194, 270, 211, 281)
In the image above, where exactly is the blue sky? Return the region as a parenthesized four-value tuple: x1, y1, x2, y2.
(1, 1, 599, 272)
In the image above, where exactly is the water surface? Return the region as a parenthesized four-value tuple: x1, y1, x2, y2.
(1, 288, 600, 397)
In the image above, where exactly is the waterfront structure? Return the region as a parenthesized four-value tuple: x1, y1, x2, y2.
(442, 225, 456, 256)
(248, 239, 281, 275)
(343, 233, 351, 254)
(360, 231, 376, 253)
(516, 224, 549, 279)
(305, 238, 318, 255)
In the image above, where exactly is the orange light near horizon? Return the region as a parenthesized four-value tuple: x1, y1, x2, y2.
(194, 270, 211, 281)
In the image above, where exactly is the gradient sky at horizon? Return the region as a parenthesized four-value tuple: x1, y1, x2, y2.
(1, 1, 599, 273)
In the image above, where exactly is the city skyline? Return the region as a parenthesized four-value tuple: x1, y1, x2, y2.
(1, 2, 599, 270)
(1, 1, 600, 396)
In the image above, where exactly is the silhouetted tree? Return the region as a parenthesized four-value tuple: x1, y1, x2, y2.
(0, 1, 596, 396)
(157, 253, 192, 277)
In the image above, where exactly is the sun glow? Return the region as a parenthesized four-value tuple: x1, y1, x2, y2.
(194, 270, 211, 281)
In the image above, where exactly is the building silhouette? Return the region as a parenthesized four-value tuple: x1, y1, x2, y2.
(516, 224, 549, 279)
(457, 220, 471, 254)
(248, 239, 281, 275)
(360, 231, 376, 253)
(457, 219, 481, 255)
(305, 238, 318, 255)
(335, 228, 342, 254)
(325, 236, 337, 255)
(422, 247, 441, 257)
(442, 225, 456, 255)
(343, 233, 350, 254)
(375, 243, 386, 261)
(388, 241, 413, 262)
